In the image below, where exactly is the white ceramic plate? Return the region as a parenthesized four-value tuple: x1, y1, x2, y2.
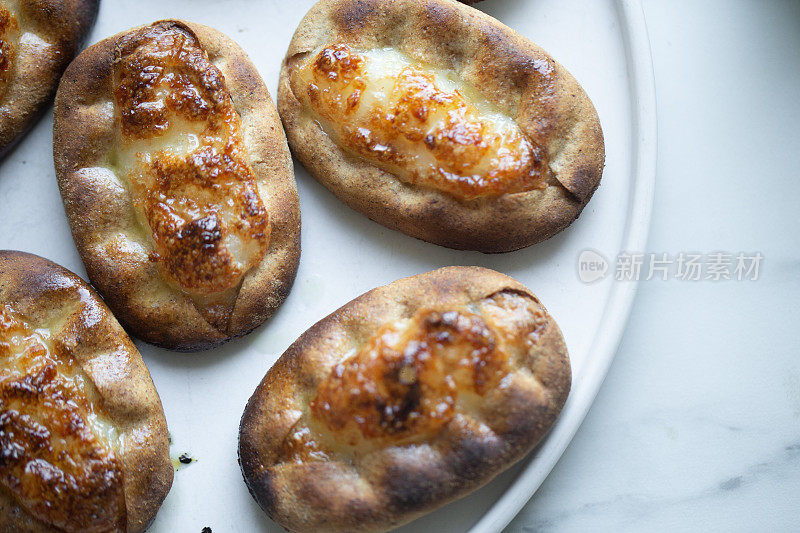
(0, 0, 655, 531)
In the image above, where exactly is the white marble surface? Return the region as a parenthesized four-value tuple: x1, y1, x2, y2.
(507, 1, 800, 531)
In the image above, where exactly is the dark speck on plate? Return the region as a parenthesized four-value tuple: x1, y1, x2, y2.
(179, 453, 194, 464)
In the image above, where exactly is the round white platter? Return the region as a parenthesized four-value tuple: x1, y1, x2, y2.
(0, 0, 656, 531)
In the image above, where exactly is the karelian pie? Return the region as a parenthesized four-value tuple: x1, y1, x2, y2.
(54, 20, 301, 351)
(0, 250, 172, 532)
(278, 0, 604, 253)
(239, 266, 571, 532)
(0, 0, 98, 155)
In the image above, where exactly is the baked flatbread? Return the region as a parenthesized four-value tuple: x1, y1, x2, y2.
(54, 20, 301, 351)
(278, 0, 604, 252)
(0, 250, 172, 532)
(240, 266, 571, 532)
(0, 0, 98, 155)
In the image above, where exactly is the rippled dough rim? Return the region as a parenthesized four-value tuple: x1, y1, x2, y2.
(239, 266, 571, 533)
(0, 250, 172, 533)
(278, 0, 605, 253)
(54, 20, 301, 351)
(0, 0, 98, 156)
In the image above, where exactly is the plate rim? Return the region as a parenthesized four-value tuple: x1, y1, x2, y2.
(468, 0, 658, 531)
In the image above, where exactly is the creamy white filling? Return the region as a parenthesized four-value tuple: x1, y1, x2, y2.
(356, 47, 520, 138)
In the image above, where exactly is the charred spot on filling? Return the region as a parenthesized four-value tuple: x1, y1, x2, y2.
(309, 309, 509, 443)
(0, 305, 124, 532)
(113, 22, 269, 295)
(293, 44, 548, 201)
(0, 6, 19, 100)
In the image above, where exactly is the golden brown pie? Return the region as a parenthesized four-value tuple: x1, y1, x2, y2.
(239, 266, 571, 532)
(0, 0, 98, 156)
(278, 0, 604, 252)
(0, 250, 172, 532)
(54, 20, 301, 351)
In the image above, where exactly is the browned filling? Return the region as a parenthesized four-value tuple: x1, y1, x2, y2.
(0, 305, 124, 532)
(292, 44, 549, 200)
(113, 23, 269, 298)
(312, 308, 508, 442)
(278, 291, 548, 463)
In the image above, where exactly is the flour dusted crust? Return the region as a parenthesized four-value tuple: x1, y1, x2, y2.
(54, 20, 301, 351)
(0, 0, 98, 155)
(239, 267, 571, 532)
(278, 0, 604, 252)
(0, 251, 172, 532)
